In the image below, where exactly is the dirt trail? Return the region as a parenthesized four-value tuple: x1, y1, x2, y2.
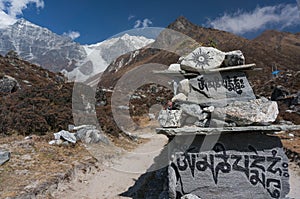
(53, 133, 168, 199)
(53, 132, 300, 199)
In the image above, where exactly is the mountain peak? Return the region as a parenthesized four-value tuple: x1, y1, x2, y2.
(167, 16, 198, 32)
(13, 18, 40, 28)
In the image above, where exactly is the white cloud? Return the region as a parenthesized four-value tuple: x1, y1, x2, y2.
(134, 18, 153, 28)
(128, 15, 135, 21)
(63, 31, 81, 40)
(0, 0, 44, 28)
(0, 10, 16, 28)
(207, 3, 300, 35)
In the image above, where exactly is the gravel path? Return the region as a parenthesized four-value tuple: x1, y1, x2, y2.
(53, 134, 168, 199)
(53, 133, 300, 199)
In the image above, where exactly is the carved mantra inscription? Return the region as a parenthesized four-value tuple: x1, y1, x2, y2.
(173, 144, 289, 199)
(196, 75, 245, 94)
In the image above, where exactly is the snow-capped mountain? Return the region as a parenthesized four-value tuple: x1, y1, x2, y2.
(0, 19, 86, 72)
(68, 33, 154, 81)
(0, 19, 154, 81)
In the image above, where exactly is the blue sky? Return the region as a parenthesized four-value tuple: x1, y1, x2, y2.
(0, 0, 300, 44)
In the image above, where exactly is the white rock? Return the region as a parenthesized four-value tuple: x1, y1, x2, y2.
(158, 110, 182, 128)
(181, 194, 201, 199)
(203, 106, 215, 113)
(178, 79, 190, 96)
(54, 130, 77, 144)
(180, 47, 225, 71)
(172, 93, 187, 102)
(214, 98, 279, 126)
(288, 133, 295, 137)
(168, 63, 181, 71)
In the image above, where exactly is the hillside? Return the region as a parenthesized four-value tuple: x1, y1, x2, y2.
(100, 16, 300, 94)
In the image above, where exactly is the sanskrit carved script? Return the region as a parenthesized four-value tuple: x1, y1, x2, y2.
(174, 144, 289, 199)
(197, 75, 245, 94)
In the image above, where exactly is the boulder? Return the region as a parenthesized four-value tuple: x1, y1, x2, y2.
(180, 47, 225, 71)
(214, 97, 279, 126)
(0, 75, 20, 93)
(180, 104, 203, 119)
(76, 126, 109, 144)
(158, 110, 182, 128)
(223, 50, 245, 66)
(0, 151, 10, 166)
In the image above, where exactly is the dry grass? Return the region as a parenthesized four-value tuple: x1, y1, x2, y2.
(0, 134, 96, 198)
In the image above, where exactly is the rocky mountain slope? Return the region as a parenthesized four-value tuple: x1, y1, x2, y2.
(0, 19, 86, 72)
(0, 19, 154, 81)
(0, 52, 73, 135)
(100, 16, 300, 93)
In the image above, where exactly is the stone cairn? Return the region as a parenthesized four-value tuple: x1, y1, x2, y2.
(155, 47, 300, 199)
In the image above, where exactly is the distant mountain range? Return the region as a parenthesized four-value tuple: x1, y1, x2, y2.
(0, 19, 154, 81)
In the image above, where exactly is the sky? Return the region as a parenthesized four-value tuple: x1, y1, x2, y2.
(0, 0, 300, 44)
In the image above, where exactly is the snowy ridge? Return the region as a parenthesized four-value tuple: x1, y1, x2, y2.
(0, 19, 154, 82)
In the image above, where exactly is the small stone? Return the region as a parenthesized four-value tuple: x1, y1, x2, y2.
(172, 93, 187, 102)
(223, 50, 245, 66)
(178, 79, 190, 96)
(158, 110, 182, 128)
(194, 119, 209, 127)
(181, 194, 201, 199)
(168, 63, 181, 71)
(0, 151, 10, 166)
(54, 130, 76, 144)
(49, 139, 63, 145)
(203, 106, 215, 113)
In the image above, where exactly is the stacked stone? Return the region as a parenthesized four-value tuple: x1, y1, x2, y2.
(158, 47, 278, 129)
(155, 47, 299, 199)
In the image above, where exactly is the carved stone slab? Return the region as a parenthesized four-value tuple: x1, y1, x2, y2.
(188, 71, 255, 106)
(168, 133, 290, 199)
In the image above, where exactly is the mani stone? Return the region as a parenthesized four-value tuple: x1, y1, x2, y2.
(0, 151, 10, 166)
(188, 71, 255, 107)
(180, 47, 225, 72)
(224, 50, 245, 66)
(168, 133, 290, 199)
(158, 110, 182, 128)
(214, 97, 279, 126)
